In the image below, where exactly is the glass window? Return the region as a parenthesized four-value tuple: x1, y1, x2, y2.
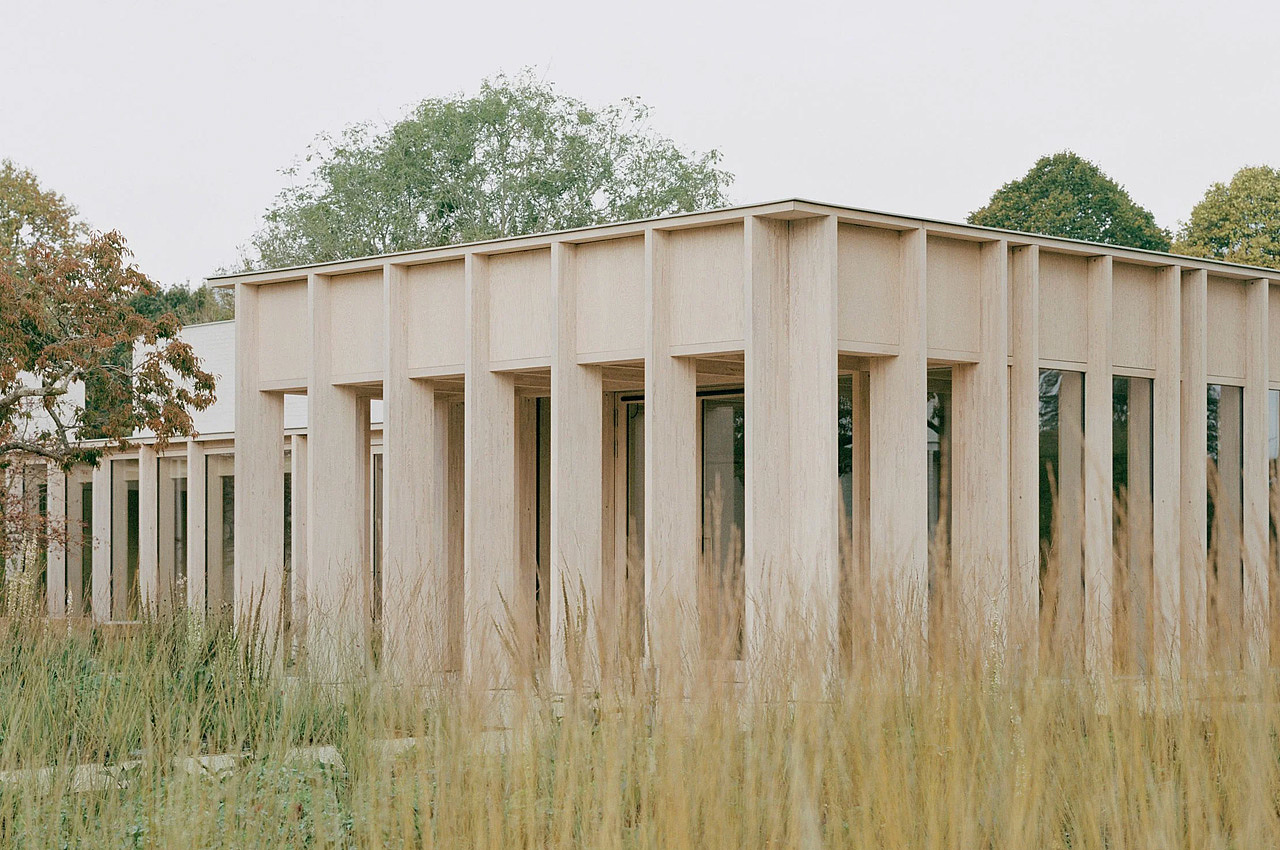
(159, 456, 188, 606)
(927, 368, 953, 621)
(283, 460, 292, 639)
(1113, 376, 1153, 673)
(1039, 369, 1086, 669)
(206, 453, 235, 613)
(701, 394, 745, 660)
(1208, 384, 1243, 667)
(67, 474, 92, 616)
(1269, 389, 1280, 662)
(110, 458, 141, 620)
(624, 399, 646, 659)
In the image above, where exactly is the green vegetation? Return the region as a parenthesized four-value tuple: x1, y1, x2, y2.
(969, 151, 1172, 251)
(1174, 165, 1280, 268)
(246, 70, 734, 269)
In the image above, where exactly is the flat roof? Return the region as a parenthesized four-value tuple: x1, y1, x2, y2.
(208, 197, 1280, 286)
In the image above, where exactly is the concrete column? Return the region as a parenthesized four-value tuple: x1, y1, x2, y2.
(788, 216, 841, 648)
(1243, 278, 1270, 668)
(550, 241, 607, 687)
(1056, 372, 1086, 667)
(643, 228, 700, 670)
(1083, 255, 1114, 677)
(1181, 269, 1209, 671)
(186, 440, 207, 613)
(744, 216, 793, 653)
(91, 461, 110, 621)
(138, 444, 158, 611)
(952, 239, 1010, 654)
(382, 263, 448, 679)
(307, 272, 371, 677)
(1153, 266, 1182, 676)
(45, 462, 66, 617)
(235, 281, 286, 637)
(464, 252, 526, 685)
(869, 227, 929, 659)
(1008, 245, 1040, 669)
(289, 434, 309, 645)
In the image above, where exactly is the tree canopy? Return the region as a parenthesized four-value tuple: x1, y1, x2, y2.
(968, 151, 1170, 251)
(131, 281, 233, 325)
(247, 72, 734, 269)
(1173, 165, 1280, 269)
(0, 159, 215, 468)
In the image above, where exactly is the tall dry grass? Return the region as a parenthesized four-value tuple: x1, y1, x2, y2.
(0, 588, 1277, 849)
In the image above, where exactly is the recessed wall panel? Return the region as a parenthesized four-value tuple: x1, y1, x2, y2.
(575, 236, 644, 359)
(1038, 252, 1089, 364)
(328, 270, 384, 378)
(405, 260, 465, 370)
(1111, 263, 1157, 371)
(1206, 275, 1247, 381)
(837, 224, 899, 349)
(667, 222, 744, 349)
(257, 281, 308, 386)
(489, 249, 553, 364)
(925, 236, 980, 355)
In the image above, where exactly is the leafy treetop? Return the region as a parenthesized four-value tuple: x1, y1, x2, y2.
(1173, 165, 1280, 269)
(968, 151, 1171, 251)
(247, 71, 734, 269)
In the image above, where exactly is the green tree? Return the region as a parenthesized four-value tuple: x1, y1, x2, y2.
(1174, 165, 1280, 268)
(969, 151, 1170, 251)
(131, 282, 233, 325)
(247, 71, 734, 268)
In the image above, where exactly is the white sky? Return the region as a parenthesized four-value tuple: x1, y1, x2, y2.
(2, 0, 1276, 285)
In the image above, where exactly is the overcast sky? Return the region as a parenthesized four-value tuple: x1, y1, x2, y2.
(2, 0, 1276, 286)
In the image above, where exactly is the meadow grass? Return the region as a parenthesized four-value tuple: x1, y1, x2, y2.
(0, 604, 1277, 849)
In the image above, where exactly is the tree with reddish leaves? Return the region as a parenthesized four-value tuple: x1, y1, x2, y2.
(0, 159, 216, 470)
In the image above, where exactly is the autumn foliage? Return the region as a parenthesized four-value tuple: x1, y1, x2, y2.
(0, 160, 216, 470)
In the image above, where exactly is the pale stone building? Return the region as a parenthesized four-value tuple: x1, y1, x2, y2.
(18, 199, 1280, 680)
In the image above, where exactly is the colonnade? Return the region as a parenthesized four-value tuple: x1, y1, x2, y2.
(17, 201, 1277, 684)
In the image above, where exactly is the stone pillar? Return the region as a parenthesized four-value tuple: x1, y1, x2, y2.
(138, 444, 159, 611)
(1008, 245, 1040, 669)
(643, 228, 700, 671)
(952, 239, 1010, 655)
(234, 281, 286, 637)
(1243, 278, 1270, 668)
(463, 253, 526, 685)
(382, 263, 449, 679)
(550, 241, 607, 687)
(744, 216, 793, 653)
(45, 462, 66, 617)
(787, 216, 841, 647)
(869, 227, 929, 661)
(91, 461, 110, 622)
(307, 272, 371, 678)
(1152, 265, 1182, 677)
(186, 440, 207, 613)
(1181, 269, 1209, 671)
(743, 215, 840, 657)
(1083, 256, 1114, 677)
